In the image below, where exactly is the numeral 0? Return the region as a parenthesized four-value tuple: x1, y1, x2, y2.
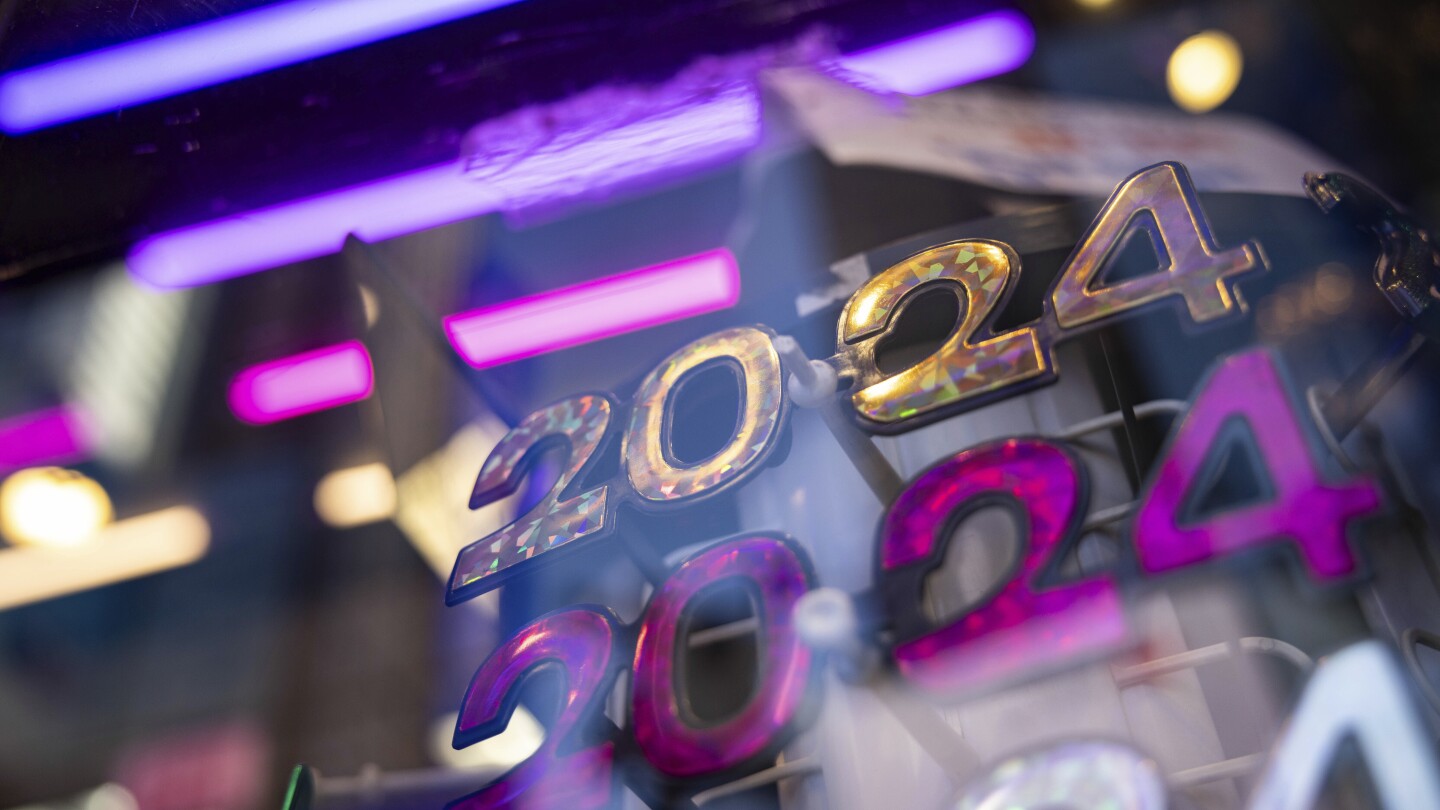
(624, 326, 787, 503)
(632, 535, 814, 777)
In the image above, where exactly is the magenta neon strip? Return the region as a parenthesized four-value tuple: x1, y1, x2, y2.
(837, 10, 1036, 95)
(444, 249, 741, 370)
(0, 405, 91, 472)
(228, 340, 374, 425)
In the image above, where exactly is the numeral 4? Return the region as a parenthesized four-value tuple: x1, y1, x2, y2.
(1052, 161, 1264, 328)
(1134, 349, 1382, 582)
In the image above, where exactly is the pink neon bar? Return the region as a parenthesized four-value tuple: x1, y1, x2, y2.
(0, 405, 91, 472)
(444, 249, 741, 370)
(228, 340, 374, 425)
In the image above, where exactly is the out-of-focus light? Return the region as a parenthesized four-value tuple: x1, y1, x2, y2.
(358, 284, 382, 328)
(1315, 262, 1355, 314)
(429, 708, 543, 770)
(1167, 30, 1243, 114)
(314, 462, 397, 528)
(228, 340, 374, 425)
(836, 10, 1036, 96)
(0, 467, 113, 548)
(393, 420, 510, 578)
(0, 505, 209, 610)
(1075, 0, 1116, 9)
(130, 164, 491, 289)
(445, 249, 740, 370)
(0, 405, 92, 473)
(0, 0, 525, 133)
(126, 87, 758, 289)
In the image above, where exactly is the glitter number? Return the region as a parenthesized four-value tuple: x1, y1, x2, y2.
(877, 439, 1125, 695)
(838, 240, 1048, 429)
(1051, 161, 1264, 328)
(448, 395, 619, 604)
(449, 607, 625, 810)
(624, 326, 787, 503)
(631, 535, 816, 777)
(1133, 349, 1382, 582)
(953, 741, 1167, 810)
(834, 163, 1268, 432)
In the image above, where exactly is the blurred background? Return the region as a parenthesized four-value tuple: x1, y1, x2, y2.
(1, 0, 1439, 808)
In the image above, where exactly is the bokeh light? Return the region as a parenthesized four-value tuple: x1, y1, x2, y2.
(314, 462, 398, 528)
(1167, 30, 1243, 113)
(0, 466, 113, 548)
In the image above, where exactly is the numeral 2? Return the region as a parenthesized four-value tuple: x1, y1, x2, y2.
(448, 394, 619, 605)
(839, 240, 1048, 428)
(449, 607, 625, 810)
(877, 438, 1125, 695)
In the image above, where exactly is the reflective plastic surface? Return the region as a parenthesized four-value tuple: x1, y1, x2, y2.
(631, 535, 815, 777)
(624, 326, 786, 503)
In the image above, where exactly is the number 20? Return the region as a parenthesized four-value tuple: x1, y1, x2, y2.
(449, 535, 817, 809)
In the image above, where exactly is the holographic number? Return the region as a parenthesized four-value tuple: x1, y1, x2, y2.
(838, 240, 1047, 428)
(448, 395, 619, 604)
(953, 741, 1167, 810)
(631, 535, 816, 777)
(1051, 161, 1264, 328)
(1133, 349, 1382, 582)
(624, 326, 787, 503)
(449, 607, 625, 810)
(834, 163, 1267, 432)
(1247, 641, 1440, 809)
(877, 439, 1125, 695)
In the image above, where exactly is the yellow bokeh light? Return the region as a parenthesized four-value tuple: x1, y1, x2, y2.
(1076, 0, 1116, 9)
(1167, 30, 1243, 114)
(314, 462, 397, 528)
(0, 467, 114, 548)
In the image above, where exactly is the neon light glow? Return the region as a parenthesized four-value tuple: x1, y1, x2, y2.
(445, 249, 740, 370)
(0, 405, 92, 473)
(228, 340, 374, 425)
(121, 12, 1022, 288)
(0, 506, 210, 611)
(126, 86, 758, 289)
(0, 0, 525, 133)
(129, 163, 490, 289)
(837, 10, 1036, 96)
